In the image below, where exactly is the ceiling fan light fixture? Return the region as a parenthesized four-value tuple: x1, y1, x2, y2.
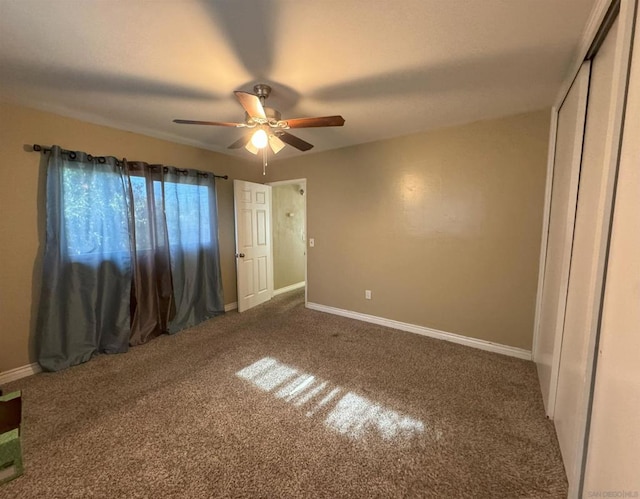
(251, 128, 268, 149)
(245, 141, 259, 155)
(268, 134, 286, 154)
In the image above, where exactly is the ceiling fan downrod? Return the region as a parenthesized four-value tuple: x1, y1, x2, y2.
(254, 83, 272, 106)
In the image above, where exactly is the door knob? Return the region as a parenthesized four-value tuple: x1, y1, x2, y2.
(235, 253, 245, 258)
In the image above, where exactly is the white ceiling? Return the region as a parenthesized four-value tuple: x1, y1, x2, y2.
(0, 0, 596, 159)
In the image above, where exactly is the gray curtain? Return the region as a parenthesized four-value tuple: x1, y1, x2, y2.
(163, 168, 225, 333)
(36, 147, 133, 371)
(126, 162, 175, 346)
(37, 150, 225, 371)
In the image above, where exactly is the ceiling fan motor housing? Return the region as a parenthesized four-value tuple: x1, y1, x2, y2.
(245, 107, 281, 126)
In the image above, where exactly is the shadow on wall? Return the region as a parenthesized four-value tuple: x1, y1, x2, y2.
(236, 356, 441, 444)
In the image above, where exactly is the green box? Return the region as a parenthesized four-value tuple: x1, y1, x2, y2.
(0, 429, 23, 484)
(0, 391, 22, 485)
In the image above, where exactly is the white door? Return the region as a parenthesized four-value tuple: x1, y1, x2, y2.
(234, 180, 273, 312)
(535, 61, 590, 417)
(553, 16, 624, 495)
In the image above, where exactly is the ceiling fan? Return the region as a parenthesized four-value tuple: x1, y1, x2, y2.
(173, 84, 345, 163)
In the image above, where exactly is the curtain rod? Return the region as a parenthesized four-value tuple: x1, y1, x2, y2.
(30, 144, 229, 180)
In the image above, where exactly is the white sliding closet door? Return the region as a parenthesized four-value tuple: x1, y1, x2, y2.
(583, 1, 640, 488)
(535, 61, 590, 416)
(553, 17, 622, 495)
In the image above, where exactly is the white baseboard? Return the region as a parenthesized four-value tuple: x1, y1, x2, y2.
(273, 281, 306, 296)
(225, 301, 238, 312)
(0, 362, 42, 385)
(306, 302, 532, 361)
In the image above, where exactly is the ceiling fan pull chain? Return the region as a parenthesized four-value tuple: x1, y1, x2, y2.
(262, 147, 267, 176)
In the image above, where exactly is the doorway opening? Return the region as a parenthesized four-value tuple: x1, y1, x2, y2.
(267, 179, 307, 303)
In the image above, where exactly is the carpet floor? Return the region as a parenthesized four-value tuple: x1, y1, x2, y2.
(1, 290, 567, 498)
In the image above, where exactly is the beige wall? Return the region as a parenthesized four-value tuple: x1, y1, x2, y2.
(0, 102, 262, 372)
(265, 110, 550, 350)
(272, 183, 306, 289)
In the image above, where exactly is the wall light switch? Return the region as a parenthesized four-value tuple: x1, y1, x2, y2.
(309, 238, 315, 247)
(365, 290, 372, 300)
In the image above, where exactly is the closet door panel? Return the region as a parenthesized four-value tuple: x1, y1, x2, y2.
(583, 2, 640, 489)
(535, 61, 589, 416)
(554, 17, 620, 493)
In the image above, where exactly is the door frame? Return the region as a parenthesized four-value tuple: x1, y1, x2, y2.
(266, 178, 308, 306)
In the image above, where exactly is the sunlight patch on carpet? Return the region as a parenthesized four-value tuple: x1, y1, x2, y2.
(236, 357, 430, 442)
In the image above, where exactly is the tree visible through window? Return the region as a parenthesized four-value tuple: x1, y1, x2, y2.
(63, 170, 213, 257)
(160, 180, 212, 248)
(63, 163, 130, 257)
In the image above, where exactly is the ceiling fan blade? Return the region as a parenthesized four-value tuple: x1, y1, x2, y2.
(277, 131, 314, 151)
(173, 119, 242, 127)
(268, 134, 286, 154)
(234, 91, 266, 119)
(284, 115, 345, 128)
(228, 135, 250, 149)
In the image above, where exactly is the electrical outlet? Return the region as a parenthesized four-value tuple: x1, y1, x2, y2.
(365, 290, 372, 300)
(309, 238, 315, 247)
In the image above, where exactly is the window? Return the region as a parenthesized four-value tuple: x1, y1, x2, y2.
(63, 163, 130, 257)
